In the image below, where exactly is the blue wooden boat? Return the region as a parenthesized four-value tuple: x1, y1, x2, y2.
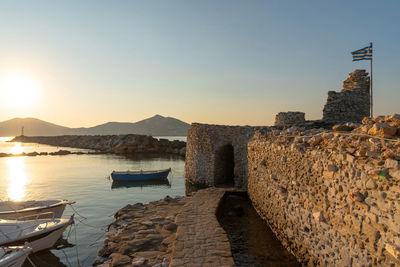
(111, 178, 171, 189)
(110, 168, 171, 181)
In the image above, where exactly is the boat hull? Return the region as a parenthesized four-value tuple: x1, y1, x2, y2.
(4, 256, 27, 267)
(111, 178, 171, 189)
(2, 220, 73, 253)
(0, 246, 32, 267)
(111, 168, 171, 181)
(27, 223, 70, 253)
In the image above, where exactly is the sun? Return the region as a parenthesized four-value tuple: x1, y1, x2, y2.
(10, 143, 24, 155)
(0, 72, 41, 110)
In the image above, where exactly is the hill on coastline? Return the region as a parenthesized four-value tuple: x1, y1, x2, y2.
(0, 115, 189, 136)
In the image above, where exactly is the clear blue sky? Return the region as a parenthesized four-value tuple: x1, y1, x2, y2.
(0, 0, 399, 126)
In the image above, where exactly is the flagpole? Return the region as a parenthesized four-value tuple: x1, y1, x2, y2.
(370, 42, 373, 118)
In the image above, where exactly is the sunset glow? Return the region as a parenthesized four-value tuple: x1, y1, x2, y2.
(10, 143, 24, 155)
(0, 73, 41, 112)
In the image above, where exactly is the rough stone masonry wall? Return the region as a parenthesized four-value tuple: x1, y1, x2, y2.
(274, 112, 306, 126)
(322, 69, 370, 122)
(185, 123, 270, 189)
(248, 115, 400, 266)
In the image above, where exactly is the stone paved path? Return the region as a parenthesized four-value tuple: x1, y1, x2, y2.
(170, 188, 236, 267)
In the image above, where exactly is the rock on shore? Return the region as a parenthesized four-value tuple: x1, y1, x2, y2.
(11, 134, 186, 157)
(95, 196, 187, 267)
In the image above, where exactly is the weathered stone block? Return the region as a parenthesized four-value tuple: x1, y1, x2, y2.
(366, 178, 377, 189)
(368, 123, 397, 137)
(385, 243, 400, 261)
(389, 170, 400, 179)
(274, 112, 306, 126)
(332, 124, 354, 132)
(385, 159, 399, 170)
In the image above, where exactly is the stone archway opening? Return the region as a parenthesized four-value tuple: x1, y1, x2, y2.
(214, 144, 235, 186)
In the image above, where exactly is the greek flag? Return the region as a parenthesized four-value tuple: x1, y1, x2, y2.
(351, 44, 372, 61)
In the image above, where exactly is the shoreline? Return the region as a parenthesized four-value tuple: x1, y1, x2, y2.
(95, 188, 239, 267)
(96, 187, 299, 266)
(10, 134, 187, 158)
(0, 150, 106, 158)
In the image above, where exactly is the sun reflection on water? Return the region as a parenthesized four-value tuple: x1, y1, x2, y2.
(6, 157, 28, 201)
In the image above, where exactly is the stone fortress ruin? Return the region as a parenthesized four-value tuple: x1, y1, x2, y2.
(185, 70, 400, 265)
(274, 69, 371, 127)
(323, 69, 371, 122)
(186, 69, 373, 189)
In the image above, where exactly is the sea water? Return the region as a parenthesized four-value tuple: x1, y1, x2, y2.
(0, 137, 186, 266)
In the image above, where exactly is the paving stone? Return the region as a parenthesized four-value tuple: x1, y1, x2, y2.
(170, 188, 236, 267)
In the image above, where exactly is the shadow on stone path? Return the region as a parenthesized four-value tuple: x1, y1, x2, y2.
(218, 192, 299, 267)
(171, 188, 236, 266)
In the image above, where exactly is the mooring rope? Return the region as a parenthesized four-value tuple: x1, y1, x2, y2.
(60, 247, 73, 267)
(68, 203, 87, 220)
(88, 231, 108, 247)
(74, 216, 108, 231)
(59, 204, 110, 267)
(26, 256, 37, 267)
(68, 203, 109, 230)
(169, 169, 174, 186)
(79, 253, 93, 267)
(73, 222, 81, 267)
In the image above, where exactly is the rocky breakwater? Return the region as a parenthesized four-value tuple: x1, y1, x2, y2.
(248, 114, 400, 266)
(11, 135, 186, 157)
(0, 149, 90, 158)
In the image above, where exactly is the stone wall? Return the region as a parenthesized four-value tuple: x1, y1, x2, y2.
(247, 116, 400, 266)
(185, 123, 270, 188)
(322, 69, 370, 122)
(274, 112, 305, 126)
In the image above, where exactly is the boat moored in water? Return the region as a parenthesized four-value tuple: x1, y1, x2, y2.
(0, 215, 74, 253)
(0, 245, 32, 267)
(111, 178, 171, 189)
(111, 168, 171, 181)
(0, 200, 75, 220)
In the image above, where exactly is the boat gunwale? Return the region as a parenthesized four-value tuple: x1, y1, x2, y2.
(111, 168, 171, 175)
(0, 200, 75, 215)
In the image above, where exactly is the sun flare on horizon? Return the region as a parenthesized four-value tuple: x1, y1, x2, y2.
(10, 143, 24, 155)
(0, 72, 41, 112)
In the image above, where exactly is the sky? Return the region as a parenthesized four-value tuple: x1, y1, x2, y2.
(0, 0, 399, 127)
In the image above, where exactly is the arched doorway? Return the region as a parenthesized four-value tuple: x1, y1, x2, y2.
(214, 144, 234, 186)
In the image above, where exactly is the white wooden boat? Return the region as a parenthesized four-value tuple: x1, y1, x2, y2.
(0, 245, 32, 267)
(0, 200, 75, 220)
(0, 216, 74, 253)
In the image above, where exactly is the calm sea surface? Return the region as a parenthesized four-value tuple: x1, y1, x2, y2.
(0, 137, 186, 267)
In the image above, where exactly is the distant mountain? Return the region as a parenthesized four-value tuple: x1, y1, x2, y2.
(0, 118, 71, 136)
(0, 115, 190, 137)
